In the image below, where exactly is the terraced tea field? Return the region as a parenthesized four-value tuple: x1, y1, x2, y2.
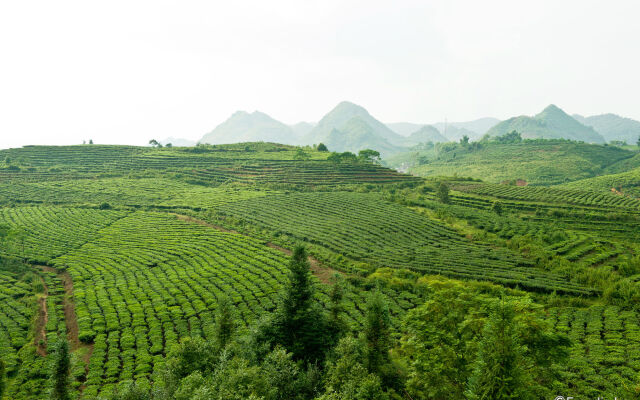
(214, 192, 594, 295)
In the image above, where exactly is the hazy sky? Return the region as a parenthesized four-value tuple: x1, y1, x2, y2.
(1, 0, 639, 148)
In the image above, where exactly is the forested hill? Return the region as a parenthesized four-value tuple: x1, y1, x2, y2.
(0, 142, 639, 399)
(387, 138, 639, 185)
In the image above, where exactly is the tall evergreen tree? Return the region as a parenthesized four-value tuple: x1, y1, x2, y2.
(50, 339, 71, 400)
(465, 300, 530, 400)
(214, 295, 236, 350)
(271, 246, 328, 363)
(363, 291, 391, 374)
(327, 275, 347, 344)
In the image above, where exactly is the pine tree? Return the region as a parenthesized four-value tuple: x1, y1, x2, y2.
(363, 291, 391, 374)
(465, 300, 530, 400)
(214, 295, 236, 350)
(50, 339, 71, 400)
(327, 275, 347, 344)
(272, 246, 328, 363)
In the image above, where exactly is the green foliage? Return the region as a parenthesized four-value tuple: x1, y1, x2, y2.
(494, 130, 522, 143)
(400, 287, 484, 399)
(363, 291, 391, 375)
(214, 296, 236, 350)
(465, 300, 531, 400)
(358, 149, 381, 163)
(436, 182, 450, 204)
(491, 201, 503, 215)
(319, 336, 388, 400)
(260, 246, 330, 363)
(400, 288, 570, 400)
(50, 339, 71, 400)
(327, 152, 358, 164)
(294, 148, 311, 161)
(317, 143, 329, 152)
(0, 358, 5, 399)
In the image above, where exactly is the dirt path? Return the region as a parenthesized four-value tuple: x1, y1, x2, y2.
(34, 277, 49, 356)
(36, 266, 94, 366)
(173, 213, 343, 284)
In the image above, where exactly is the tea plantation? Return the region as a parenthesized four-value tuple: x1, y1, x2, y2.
(0, 142, 639, 399)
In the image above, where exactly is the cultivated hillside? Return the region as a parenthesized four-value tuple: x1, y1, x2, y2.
(487, 105, 605, 143)
(560, 166, 640, 198)
(1, 142, 639, 399)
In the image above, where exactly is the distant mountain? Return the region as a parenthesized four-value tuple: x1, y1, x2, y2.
(290, 122, 315, 137)
(386, 122, 425, 137)
(389, 118, 500, 141)
(486, 105, 605, 143)
(318, 117, 402, 155)
(573, 113, 640, 144)
(304, 101, 405, 155)
(437, 125, 479, 142)
(404, 125, 449, 145)
(159, 137, 196, 147)
(432, 117, 500, 137)
(200, 111, 296, 145)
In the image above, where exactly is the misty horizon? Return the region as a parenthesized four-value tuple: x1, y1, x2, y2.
(2, 0, 640, 149)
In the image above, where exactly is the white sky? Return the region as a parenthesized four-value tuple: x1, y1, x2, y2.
(1, 0, 639, 148)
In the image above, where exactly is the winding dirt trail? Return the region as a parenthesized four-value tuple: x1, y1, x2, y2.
(172, 213, 343, 284)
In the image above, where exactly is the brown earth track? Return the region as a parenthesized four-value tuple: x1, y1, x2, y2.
(36, 265, 94, 366)
(172, 213, 343, 284)
(34, 277, 49, 356)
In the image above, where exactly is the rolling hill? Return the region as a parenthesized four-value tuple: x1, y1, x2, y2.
(486, 105, 605, 143)
(396, 139, 635, 185)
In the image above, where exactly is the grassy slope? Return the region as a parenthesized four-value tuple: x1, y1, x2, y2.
(398, 141, 634, 185)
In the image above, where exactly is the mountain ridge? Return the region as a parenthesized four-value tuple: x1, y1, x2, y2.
(486, 104, 605, 143)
